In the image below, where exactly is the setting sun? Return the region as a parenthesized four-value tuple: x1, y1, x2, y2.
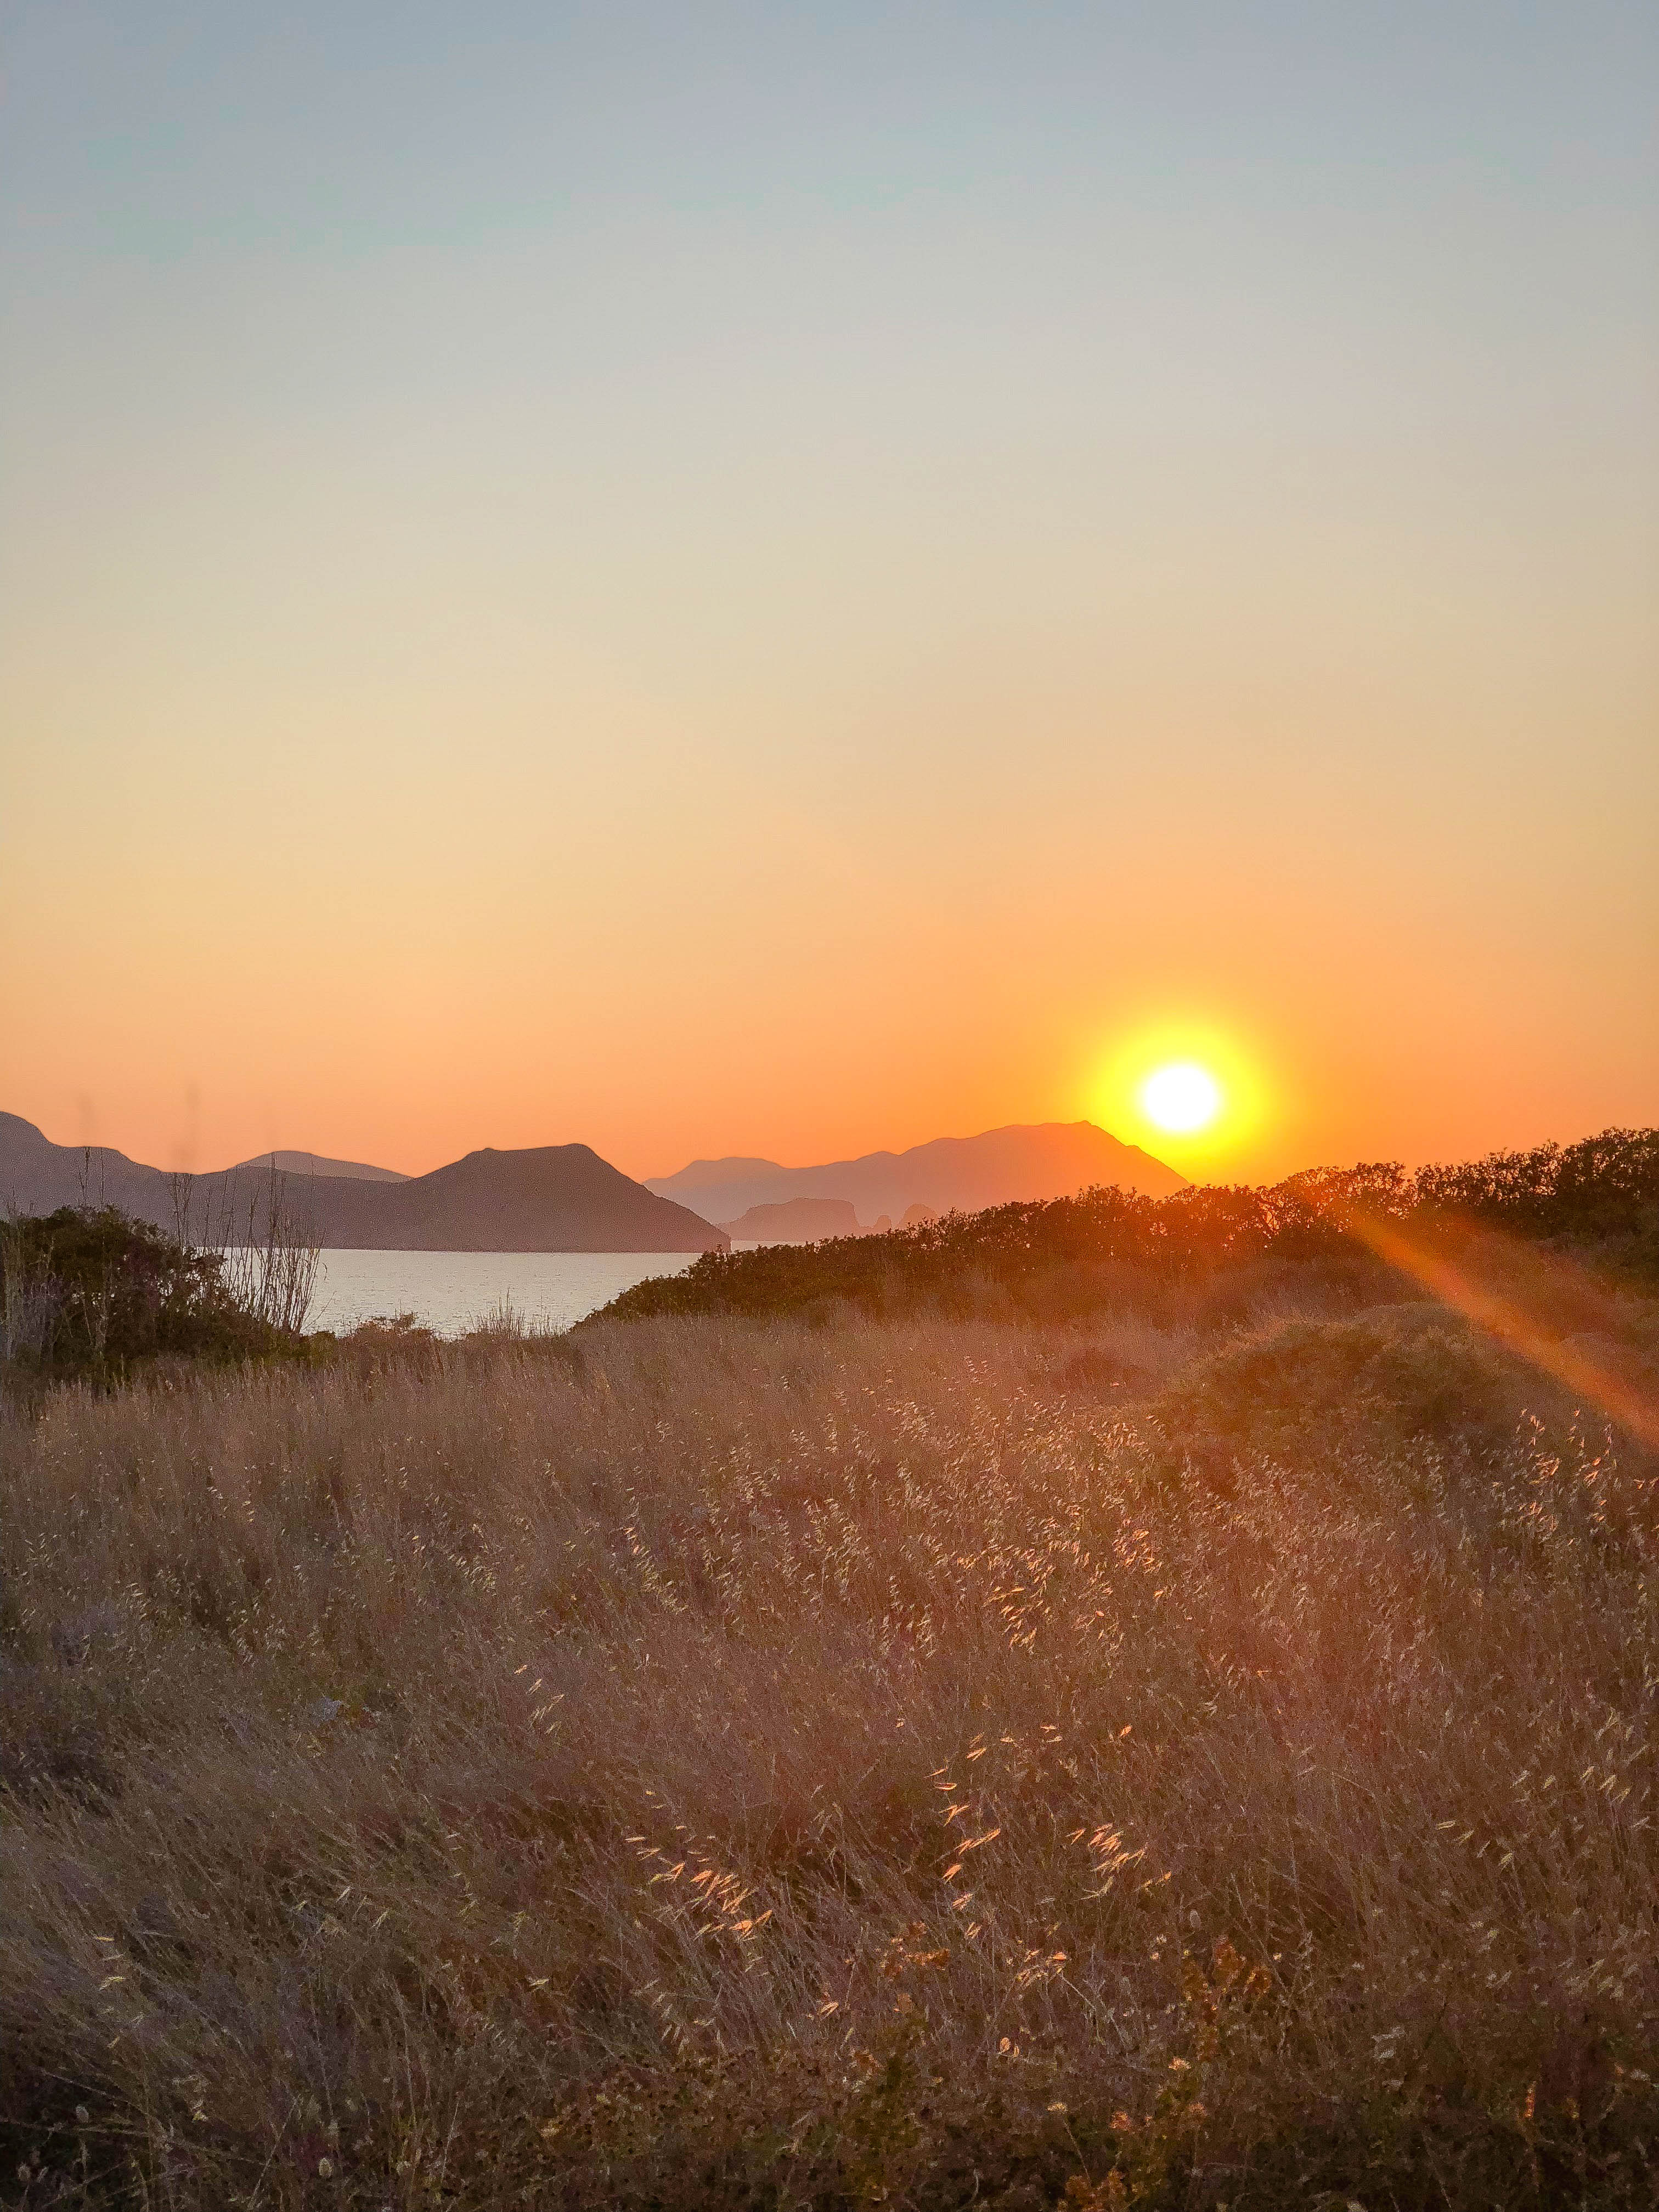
(1086, 1022, 1270, 1165)
(1141, 1061, 1223, 1135)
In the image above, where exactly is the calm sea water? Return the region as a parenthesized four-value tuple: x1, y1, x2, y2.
(304, 1250, 700, 1338)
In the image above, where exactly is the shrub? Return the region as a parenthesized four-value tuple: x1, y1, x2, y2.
(1148, 1307, 1532, 1476)
(0, 1207, 290, 1387)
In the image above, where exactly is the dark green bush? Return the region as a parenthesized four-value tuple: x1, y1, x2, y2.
(0, 1207, 285, 1386)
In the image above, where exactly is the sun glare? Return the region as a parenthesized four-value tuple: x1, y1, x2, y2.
(1087, 1021, 1268, 1165)
(1141, 1060, 1222, 1135)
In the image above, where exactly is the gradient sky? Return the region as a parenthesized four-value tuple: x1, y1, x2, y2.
(3, 1, 1655, 1183)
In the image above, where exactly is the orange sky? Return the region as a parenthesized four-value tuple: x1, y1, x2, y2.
(3, 6, 1655, 1186)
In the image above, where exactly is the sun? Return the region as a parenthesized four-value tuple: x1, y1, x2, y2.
(1087, 1022, 1266, 1163)
(1140, 1060, 1222, 1135)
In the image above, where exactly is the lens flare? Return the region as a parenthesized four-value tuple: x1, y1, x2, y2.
(1141, 1061, 1222, 1135)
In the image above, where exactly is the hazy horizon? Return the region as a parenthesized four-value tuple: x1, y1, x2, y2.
(2, 1099, 1646, 1195)
(3, 2, 1654, 1182)
(5, 1105, 1174, 1186)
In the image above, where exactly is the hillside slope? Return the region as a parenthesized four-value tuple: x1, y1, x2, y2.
(649, 1120, 1185, 1224)
(608, 1127, 1659, 1334)
(0, 1114, 191, 1225)
(303, 1146, 727, 1252)
(720, 1197, 865, 1243)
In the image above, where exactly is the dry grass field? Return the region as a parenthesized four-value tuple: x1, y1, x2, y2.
(3, 1300, 1659, 2208)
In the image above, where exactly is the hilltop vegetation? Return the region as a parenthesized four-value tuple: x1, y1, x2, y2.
(602, 1127, 1659, 1329)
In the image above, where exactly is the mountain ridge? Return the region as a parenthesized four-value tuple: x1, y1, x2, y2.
(0, 1116, 724, 1254)
(649, 1120, 1186, 1226)
(226, 1149, 410, 1183)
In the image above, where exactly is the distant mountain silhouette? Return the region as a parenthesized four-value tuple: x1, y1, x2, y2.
(0, 1114, 205, 1227)
(651, 1121, 1186, 1226)
(721, 1197, 864, 1244)
(0, 1116, 724, 1252)
(227, 1149, 410, 1183)
(298, 1147, 726, 1252)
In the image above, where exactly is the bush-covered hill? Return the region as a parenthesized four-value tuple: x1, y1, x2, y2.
(597, 1127, 1659, 1329)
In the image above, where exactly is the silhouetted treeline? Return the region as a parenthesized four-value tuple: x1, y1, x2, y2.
(600, 1126, 1659, 1327)
(1409, 1127, 1659, 1243)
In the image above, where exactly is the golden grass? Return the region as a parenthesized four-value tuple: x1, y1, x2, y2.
(2, 1308, 1657, 2208)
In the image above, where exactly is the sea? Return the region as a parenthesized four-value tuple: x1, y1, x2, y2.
(304, 1249, 701, 1338)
